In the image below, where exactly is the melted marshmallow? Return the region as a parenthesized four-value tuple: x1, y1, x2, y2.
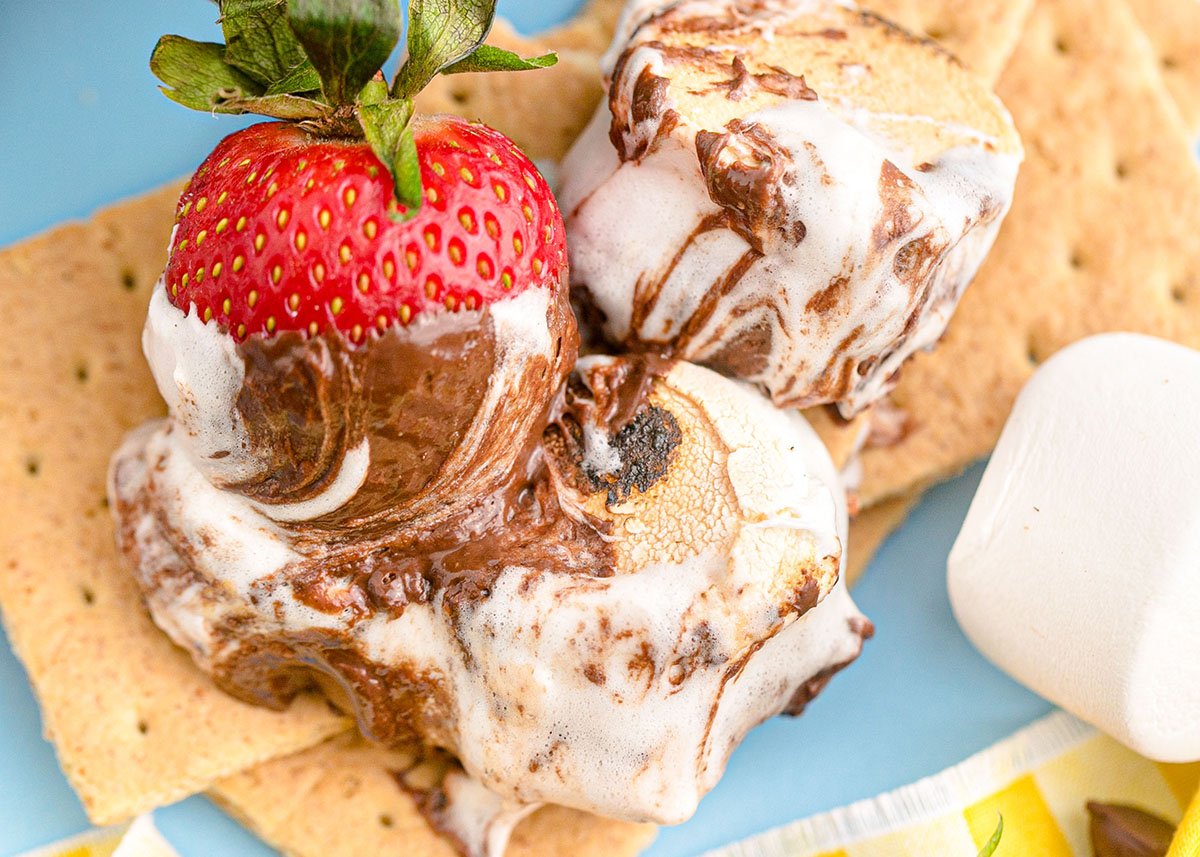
(560, 0, 1021, 416)
(112, 354, 867, 837)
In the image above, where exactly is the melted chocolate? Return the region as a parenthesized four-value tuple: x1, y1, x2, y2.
(713, 57, 818, 102)
(782, 616, 874, 716)
(232, 318, 496, 531)
(544, 354, 680, 505)
(695, 120, 804, 254)
(236, 289, 577, 543)
(609, 48, 681, 163)
(119, 327, 699, 751)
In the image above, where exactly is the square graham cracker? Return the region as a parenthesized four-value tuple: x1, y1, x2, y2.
(1128, 0, 1200, 135)
(857, 0, 1200, 506)
(867, 0, 1035, 85)
(845, 493, 919, 586)
(0, 185, 349, 825)
(211, 733, 657, 857)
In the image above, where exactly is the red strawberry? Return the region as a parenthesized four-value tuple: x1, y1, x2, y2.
(165, 118, 566, 343)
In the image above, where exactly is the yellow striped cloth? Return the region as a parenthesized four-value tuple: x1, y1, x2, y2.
(14, 828, 123, 857)
(705, 712, 1200, 857)
(17, 717, 1198, 857)
(1170, 791, 1200, 857)
(16, 815, 178, 857)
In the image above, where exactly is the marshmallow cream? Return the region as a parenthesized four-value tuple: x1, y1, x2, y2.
(560, 0, 1023, 416)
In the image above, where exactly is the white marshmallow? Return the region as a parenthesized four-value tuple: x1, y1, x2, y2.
(948, 332, 1200, 762)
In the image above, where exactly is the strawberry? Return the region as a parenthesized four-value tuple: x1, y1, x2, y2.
(150, 0, 564, 343)
(165, 118, 566, 343)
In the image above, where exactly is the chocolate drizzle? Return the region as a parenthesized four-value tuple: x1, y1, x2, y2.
(782, 616, 874, 716)
(629, 212, 728, 341)
(696, 120, 805, 254)
(713, 57, 818, 102)
(609, 47, 680, 163)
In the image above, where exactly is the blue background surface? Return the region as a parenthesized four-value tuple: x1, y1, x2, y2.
(0, 2, 1053, 855)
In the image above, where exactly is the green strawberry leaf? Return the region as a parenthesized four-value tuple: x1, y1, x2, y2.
(358, 100, 422, 219)
(358, 73, 389, 104)
(152, 35, 328, 119)
(218, 92, 332, 119)
(976, 815, 1003, 857)
(288, 0, 402, 105)
(263, 59, 323, 96)
(219, 0, 310, 86)
(442, 44, 557, 74)
(391, 0, 497, 99)
(151, 36, 265, 112)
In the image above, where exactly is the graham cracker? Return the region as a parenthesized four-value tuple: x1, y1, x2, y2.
(530, 0, 626, 55)
(1127, 0, 1200, 135)
(866, 0, 1035, 85)
(415, 18, 604, 161)
(857, 0, 1200, 506)
(0, 184, 349, 825)
(211, 733, 657, 857)
(803, 407, 869, 472)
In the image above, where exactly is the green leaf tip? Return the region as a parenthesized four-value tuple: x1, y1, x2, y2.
(151, 34, 330, 119)
(392, 0, 494, 98)
(443, 44, 557, 74)
(358, 100, 422, 218)
(151, 36, 261, 113)
(287, 0, 402, 105)
(153, 0, 560, 119)
(220, 0, 310, 86)
(976, 814, 1003, 857)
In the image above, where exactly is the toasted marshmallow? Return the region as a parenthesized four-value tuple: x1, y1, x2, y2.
(112, 353, 869, 841)
(949, 333, 1200, 762)
(560, 0, 1022, 416)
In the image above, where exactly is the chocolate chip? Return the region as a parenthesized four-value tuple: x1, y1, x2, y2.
(1087, 801, 1177, 857)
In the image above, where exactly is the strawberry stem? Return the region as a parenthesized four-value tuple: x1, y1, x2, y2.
(151, 0, 559, 215)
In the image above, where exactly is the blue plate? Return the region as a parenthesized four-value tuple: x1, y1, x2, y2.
(0, 2, 1052, 855)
